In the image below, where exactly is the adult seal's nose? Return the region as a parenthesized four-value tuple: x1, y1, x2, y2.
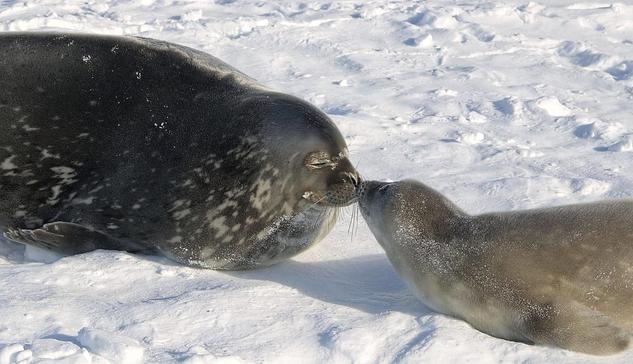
(331, 157, 359, 182)
(347, 172, 362, 187)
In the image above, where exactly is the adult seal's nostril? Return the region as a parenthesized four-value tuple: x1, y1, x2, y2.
(345, 172, 361, 187)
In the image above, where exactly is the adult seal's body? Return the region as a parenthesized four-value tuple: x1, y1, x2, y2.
(359, 179, 633, 355)
(0, 32, 360, 269)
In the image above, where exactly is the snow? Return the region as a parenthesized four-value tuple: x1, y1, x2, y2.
(77, 328, 144, 364)
(1, 0, 633, 362)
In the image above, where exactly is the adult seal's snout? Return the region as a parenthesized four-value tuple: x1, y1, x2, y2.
(0, 32, 359, 270)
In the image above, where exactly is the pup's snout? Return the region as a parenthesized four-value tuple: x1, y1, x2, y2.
(357, 180, 391, 202)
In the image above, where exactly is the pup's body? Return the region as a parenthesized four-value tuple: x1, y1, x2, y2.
(359, 179, 633, 355)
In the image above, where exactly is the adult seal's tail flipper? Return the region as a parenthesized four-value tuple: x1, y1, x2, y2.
(358, 179, 633, 355)
(0, 32, 360, 269)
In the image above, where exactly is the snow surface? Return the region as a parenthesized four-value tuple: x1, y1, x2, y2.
(2, 0, 633, 362)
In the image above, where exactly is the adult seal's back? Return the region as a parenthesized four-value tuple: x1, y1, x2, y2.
(0, 32, 360, 269)
(359, 179, 633, 355)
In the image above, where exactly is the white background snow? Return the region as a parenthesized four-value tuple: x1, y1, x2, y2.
(2, 0, 633, 363)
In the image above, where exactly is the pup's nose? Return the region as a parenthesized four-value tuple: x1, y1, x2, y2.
(357, 180, 385, 196)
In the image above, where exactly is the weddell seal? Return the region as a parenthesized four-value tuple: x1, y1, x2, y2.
(358, 179, 633, 355)
(0, 32, 360, 269)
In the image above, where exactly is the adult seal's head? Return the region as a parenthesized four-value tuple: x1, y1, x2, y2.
(237, 92, 360, 208)
(358, 179, 633, 355)
(0, 32, 360, 270)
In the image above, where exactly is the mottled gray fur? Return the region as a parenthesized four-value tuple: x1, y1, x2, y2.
(0, 32, 359, 269)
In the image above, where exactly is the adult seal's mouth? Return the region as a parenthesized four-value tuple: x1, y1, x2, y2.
(302, 171, 361, 207)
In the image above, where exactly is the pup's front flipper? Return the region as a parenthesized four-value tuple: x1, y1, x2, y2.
(4, 222, 149, 255)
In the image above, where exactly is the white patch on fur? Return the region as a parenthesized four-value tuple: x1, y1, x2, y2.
(1, 155, 17, 170)
(40, 149, 60, 160)
(209, 216, 230, 239)
(173, 209, 191, 220)
(47, 185, 62, 205)
(168, 236, 182, 244)
(51, 166, 78, 185)
(73, 196, 95, 205)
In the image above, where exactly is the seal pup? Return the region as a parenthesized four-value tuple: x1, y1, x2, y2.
(358, 179, 633, 355)
(0, 32, 360, 269)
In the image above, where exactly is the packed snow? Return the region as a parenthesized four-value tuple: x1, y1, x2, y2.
(2, 0, 633, 362)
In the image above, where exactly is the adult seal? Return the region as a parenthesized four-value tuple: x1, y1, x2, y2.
(0, 32, 360, 269)
(358, 179, 633, 355)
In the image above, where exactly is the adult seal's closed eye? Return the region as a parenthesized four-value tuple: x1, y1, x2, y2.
(358, 179, 633, 355)
(0, 32, 360, 269)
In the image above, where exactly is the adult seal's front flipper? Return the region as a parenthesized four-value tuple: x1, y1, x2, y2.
(4, 222, 152, 255)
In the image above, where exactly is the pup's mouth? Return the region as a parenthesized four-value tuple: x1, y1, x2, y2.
(355, 181, 369, 211)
